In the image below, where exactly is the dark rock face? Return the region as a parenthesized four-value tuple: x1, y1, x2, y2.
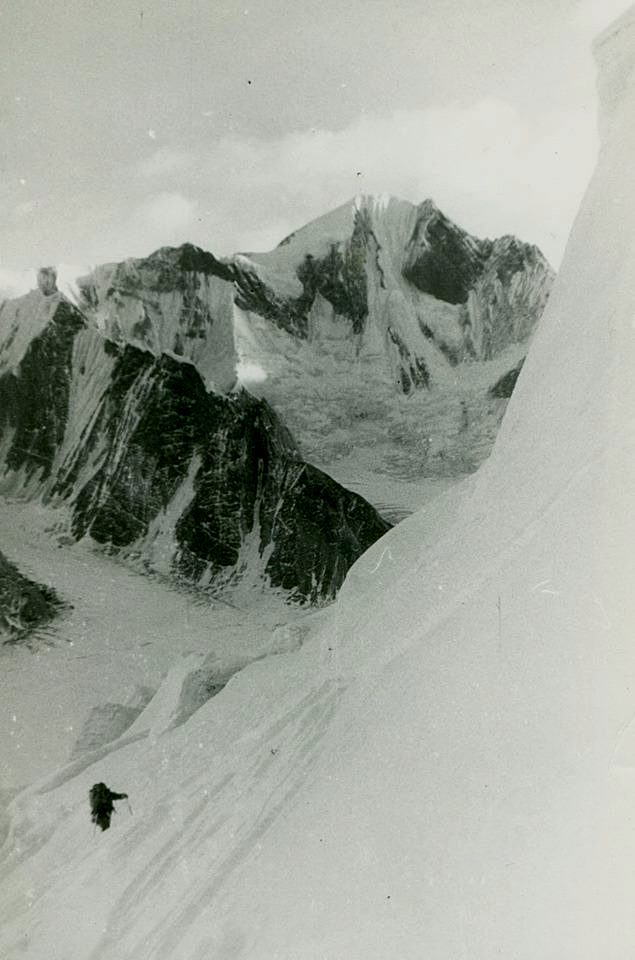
(232, 265, 308, 337)
(295, 208, 373, 336)
(0, 551, 64, 643)
(231, 208, 376, 339)
(388, 327, 430, 393)
(61, 345, 215, 547)
(0, 294, 389, 604)
(258, 462, 387, 598)
(403, 203, 486, 304)
(489, 360, 525, 399)
(0, 298, 85, 481)
(172, 396, 299, 580)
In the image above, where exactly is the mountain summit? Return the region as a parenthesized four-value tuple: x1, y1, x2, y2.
(77, 196, 554, 491)
(237, 193, 551, 381)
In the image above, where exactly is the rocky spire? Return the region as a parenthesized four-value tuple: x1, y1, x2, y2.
(37, 267, 58, 296)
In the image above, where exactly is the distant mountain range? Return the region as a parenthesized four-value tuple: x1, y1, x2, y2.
(77, 195, 554, 482)
(0, 194, 552, 606)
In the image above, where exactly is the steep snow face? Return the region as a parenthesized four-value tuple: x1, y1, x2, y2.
(78, 245, 237, 394)
(0, 11, 631, 960)
(0, 298, 388, 603)
(233, 194, 553, 480)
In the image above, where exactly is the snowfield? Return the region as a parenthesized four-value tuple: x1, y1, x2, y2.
(0, 501, 307, 792)
(1, 7, 635, 959)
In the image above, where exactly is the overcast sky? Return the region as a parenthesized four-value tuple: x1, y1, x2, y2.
(0, 0, 631, 292)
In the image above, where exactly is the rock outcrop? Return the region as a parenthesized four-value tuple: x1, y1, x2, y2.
(0, 551, 63, 643)
(37, 267, 58, 297)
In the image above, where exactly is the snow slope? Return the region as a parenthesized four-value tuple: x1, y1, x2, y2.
(0, 500, 310, 791)
(1, 9, 634, 958)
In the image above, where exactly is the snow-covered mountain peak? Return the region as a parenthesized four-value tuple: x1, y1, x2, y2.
(244, 192, 541, 315)
(0, 291, 389, 606)
(64, 192, 553, 486)
(226, 193, 553, 479)
(259, 194, 439, 276)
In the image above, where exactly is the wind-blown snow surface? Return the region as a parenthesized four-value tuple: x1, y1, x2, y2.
(2, 12, 635, 958)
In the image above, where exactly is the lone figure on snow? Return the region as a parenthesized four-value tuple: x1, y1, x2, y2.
(89, 782, 128, 832)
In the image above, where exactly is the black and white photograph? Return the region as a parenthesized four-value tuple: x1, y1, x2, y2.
(0, 0, 634, 956)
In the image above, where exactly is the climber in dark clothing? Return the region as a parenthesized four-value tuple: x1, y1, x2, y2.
(89, 782, 128, 831)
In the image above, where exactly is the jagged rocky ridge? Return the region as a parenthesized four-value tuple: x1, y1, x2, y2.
(78, 197, 554, 479)
(0, 289, 389, 603)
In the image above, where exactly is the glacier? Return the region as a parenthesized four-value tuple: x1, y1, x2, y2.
(0, 6, 634, 959)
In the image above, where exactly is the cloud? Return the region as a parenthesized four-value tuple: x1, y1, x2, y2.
(13, 199, 38, 219)
(124, 192, 200, 252)
(5, 96, 600, 273)
(136, 148, 193, 179)
(0, 266, 36, 298)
